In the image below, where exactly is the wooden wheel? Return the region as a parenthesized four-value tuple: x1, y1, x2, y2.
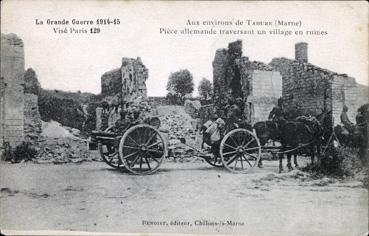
(119, 124, 167, 175)
(204, 155, 224, 167)
(220, 128, 261, 173)
(98, 141, 124, 169)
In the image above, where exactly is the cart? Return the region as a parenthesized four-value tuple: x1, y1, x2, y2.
(90, 119, 262, 175)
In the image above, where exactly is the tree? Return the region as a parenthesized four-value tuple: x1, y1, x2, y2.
(24, 68, 41, 95)
(166, 69, 194, 104)
(198, 78, 213, 100)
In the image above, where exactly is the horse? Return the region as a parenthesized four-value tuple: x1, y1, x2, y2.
(253, 120, 299, 167)
(278, 111, 330, 172)
(254, 110, 330, 172)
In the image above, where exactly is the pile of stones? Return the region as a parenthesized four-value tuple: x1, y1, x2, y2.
(159, 112, 201, 161)
(33, 136, 99, 164)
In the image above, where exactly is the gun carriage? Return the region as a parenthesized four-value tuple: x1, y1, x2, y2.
(90, 114, 262, 175)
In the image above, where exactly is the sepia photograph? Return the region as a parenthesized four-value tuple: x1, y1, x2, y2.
(0, 1, 368, 235)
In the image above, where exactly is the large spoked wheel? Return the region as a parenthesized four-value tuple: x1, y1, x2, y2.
(98, 141, 125, 169)
(204, 155, 224, 167)
(119, 124, 167, 175)
(220, 128, 261, 173)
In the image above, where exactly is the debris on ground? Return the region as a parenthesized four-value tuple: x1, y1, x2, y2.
(41, 120, 77, 138)
(157, 105, 201, 160)
(31, 120, 99, 164)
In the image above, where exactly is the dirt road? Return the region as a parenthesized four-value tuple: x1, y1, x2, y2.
(0, 159, 367, 236)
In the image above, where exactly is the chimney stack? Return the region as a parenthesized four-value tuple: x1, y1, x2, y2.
(295, 42, 308, 62)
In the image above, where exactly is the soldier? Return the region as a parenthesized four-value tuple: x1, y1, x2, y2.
(268, 98, 285, 122)
(340, 105, 354, 133)
(235, 97, 245, 114)
(205, 118, 226, 158)
(355, 104, 369, 165)
(113, 110, 130, 133)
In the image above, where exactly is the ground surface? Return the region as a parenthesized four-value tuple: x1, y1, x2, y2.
(0, 159, 367, 236)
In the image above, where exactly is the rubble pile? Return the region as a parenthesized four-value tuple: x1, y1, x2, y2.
(33, 137, 96, 164)
(157, 106, 201, 160)
(32, 120, 98, 164)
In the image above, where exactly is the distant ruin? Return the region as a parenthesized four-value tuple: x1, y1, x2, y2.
(101, 57, 148, 104)
(96, 57, 149, 130)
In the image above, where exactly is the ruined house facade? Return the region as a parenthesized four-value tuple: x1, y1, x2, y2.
(0, 33, 41, 155)
(1, 33, 25, 151)
(101, 57, 148, 103)
(96, 57, 148, 130)
(213, 40, 368, 126)
(213, 40, 282, 123)
(270, 43, 368, 126)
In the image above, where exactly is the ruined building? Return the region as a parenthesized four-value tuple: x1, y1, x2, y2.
(96, 57, 149, 130)
(1, 33, 25, 150)
(0, 33, 41, 155)
(213, 40, 368, 125)
(101, 57, 148, 103)
(270, 42, 368, 125)
(213, 40, 282, 123)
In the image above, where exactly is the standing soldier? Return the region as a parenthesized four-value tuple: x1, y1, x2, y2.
(268, 98, 285, 122)
(340, 105, 354, 134)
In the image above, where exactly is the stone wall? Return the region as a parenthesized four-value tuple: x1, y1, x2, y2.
(24, 93, 42, 143)
(270, 57, 333, 117)
(212, 41, 367, 127)
(212, 41, 282, 123)
(121, 57, 148, 102)
(97, 57, 149, 130)
(0, 33, 25, 150)
(213, 40, 251, 108)
(248, 70, 282, 123)
(101, 68, 122, 98)
(270, 42, 368, 128)
(101, 57, 148, 104)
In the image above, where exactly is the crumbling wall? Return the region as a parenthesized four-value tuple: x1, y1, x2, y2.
(101, 57, 148, 103)
(98, 57, 149, 130)
(121, 57, 148, 102)
(270, 43, 334, 119)
(101, 68, 122, 98)
(270, 57, 333, 117)
(212, 40, 282, 123)
(24, 93, 42, 143)
(247, 70, 282, 123)
(270, 42, 368, 128)
(213, 40, 250, 108)
(213, 48, 229, 108)
(0, 33, 25, 150)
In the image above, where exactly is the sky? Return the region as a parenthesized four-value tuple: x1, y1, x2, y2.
(1, 1, 368, 96)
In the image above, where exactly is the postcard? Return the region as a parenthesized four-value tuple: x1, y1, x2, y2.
(0, 1, 368, 235)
